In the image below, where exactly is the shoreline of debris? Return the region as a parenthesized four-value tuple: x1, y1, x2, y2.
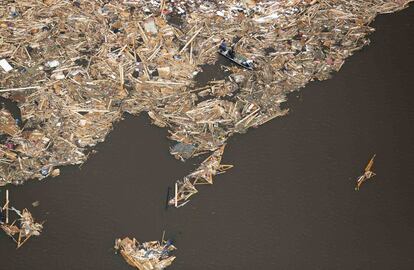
(0, 1, 412, 206)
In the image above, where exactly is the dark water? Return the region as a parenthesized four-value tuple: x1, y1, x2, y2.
(1, 7, 414, 270)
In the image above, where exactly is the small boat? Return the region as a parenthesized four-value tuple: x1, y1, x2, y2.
(218, 48, 253, 70)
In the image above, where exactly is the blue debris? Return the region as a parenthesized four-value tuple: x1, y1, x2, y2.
(40, 167, 49, 176)
(11, 11, 19, 18)
(165, 239, 173, 246)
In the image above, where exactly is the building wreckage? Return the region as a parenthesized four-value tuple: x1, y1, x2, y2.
(0, 1, 412, 209)
(115, 236, 176, 270)
(0, 190, 43, 248)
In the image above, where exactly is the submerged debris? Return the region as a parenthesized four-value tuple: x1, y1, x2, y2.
(355, 154, 376, 191)
(170, 142, 196, 161)
(31, 200, 40, 207)
(115, 237, 176, 270)
(0, 1, 411, 205)
(0, 190, 43, 248)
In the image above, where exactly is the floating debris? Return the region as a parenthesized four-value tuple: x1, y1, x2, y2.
(0, 190, 43, 248)
(44, 60, 60, 69)
(355, 154, 376, 191)
(115, 237, 176, 270)
(169, 145, 233, 207)
(0, 1, 411, 207)
(31, 200, 40, 207)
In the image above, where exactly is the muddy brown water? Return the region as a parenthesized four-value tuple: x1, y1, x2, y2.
(1, 7, 414, 270)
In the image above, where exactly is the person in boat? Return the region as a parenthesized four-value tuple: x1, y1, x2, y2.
(243, 59, 253, 68)
(227, 45, 235, 59)
(219, 40, 227, 52)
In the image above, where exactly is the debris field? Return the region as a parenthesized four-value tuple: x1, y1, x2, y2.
(0, 0, 412, 206)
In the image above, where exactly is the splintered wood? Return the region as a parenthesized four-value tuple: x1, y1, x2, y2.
(169, 145, 233, 207)
(355, 154, 376, 191)
(115, 237, 176, 270)
(0, 190, 43, 248)
(0, 1, 412, 206)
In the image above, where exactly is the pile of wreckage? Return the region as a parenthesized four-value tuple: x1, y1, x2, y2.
(0, 0, 412, 206)
(169, 144, 233, 207)
(0, 190, 43, 248)
(115, 236, 176, 270)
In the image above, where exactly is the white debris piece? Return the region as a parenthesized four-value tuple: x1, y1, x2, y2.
(216, 10, 225, 17)
(51, 72, 65, 80)
(255, 13, 280, 23)
(0, 59, 13, 72)
(144, 18, 158, 34)
(45, 60, 60, 68)
(79, 119, 87, 126)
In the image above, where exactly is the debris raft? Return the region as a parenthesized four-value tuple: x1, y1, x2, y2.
(115, 237, 176, 270)
(355, 154, 376, 191)
(0, 190, 43, 248)
(0, 1, 412, 192)
(169, 145, 233, 207)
